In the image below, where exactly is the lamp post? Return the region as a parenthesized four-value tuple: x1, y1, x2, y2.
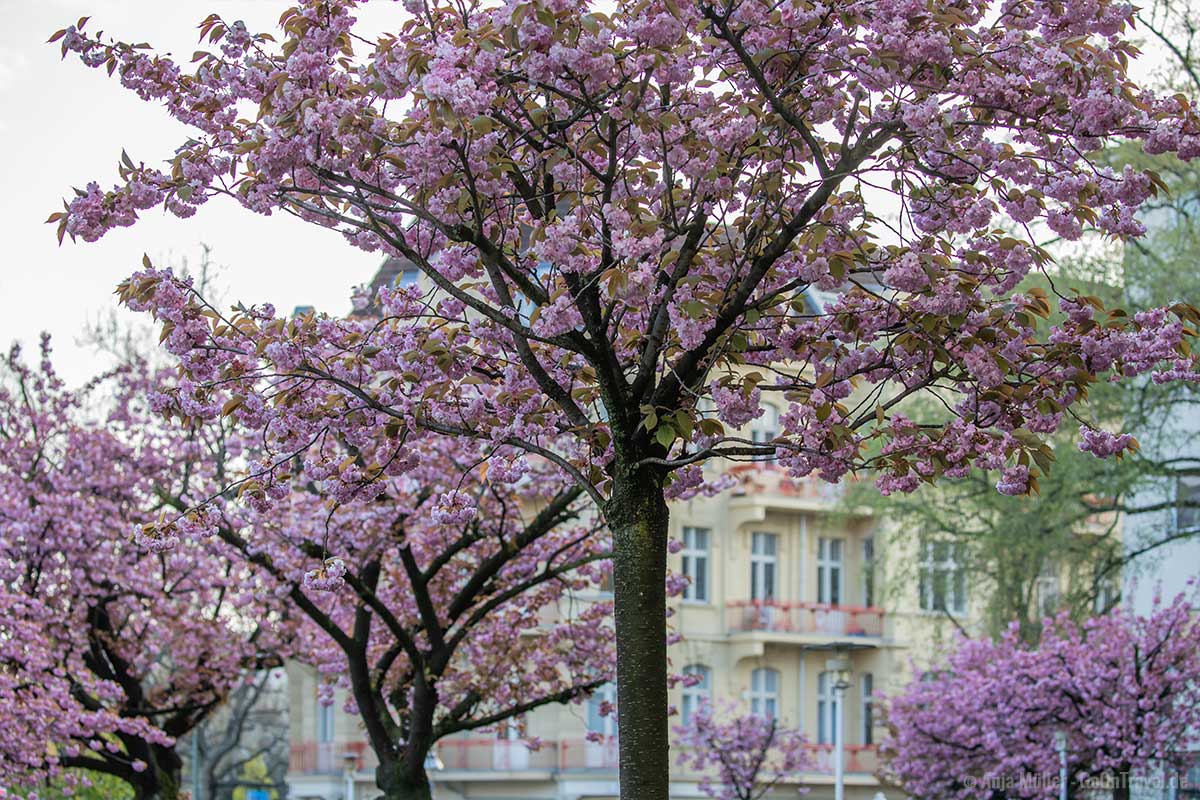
(425, 750, 445, 800)
(826, 655, 853, 800)
(342, 751, 358, 800)
(1053, 730, 1068, 800)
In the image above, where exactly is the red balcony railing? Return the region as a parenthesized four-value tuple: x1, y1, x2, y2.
(438, 737, 620, 771)
(290, 740, 369, 775)
(291, 738, 877, 778)
(727, 463, 848, 502)
(805, 744, 879, 775)
(727, 600, 885, 637)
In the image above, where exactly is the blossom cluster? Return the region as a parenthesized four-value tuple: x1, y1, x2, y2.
(884, 596, 1200, 800)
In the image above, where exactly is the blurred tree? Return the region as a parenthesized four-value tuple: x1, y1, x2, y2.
(851, 0, 1200, 643)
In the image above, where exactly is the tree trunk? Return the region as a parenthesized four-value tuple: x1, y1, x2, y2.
(376, 757, 434, 800)
(606, 467, 671, 800)
(152, 745, 183, 800)
(1111, 765, 1132, 800)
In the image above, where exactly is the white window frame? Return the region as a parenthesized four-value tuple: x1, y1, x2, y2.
(749, 667, 779, 720)
(861, 537, 875, 607)
(680, 664, 712, 726)
(317, 699, 335, 743)
(681, 527, 710, 603)
(919, 540, 967, 614)
(817, 537, 844, 606)
(817, 671, 835, 745)
(861, 673, 874, 745)
(750, 532, 778, 602)
(1176, 474, 1200, 532)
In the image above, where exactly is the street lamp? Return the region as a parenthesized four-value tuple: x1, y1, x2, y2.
(342, 751, 359, 800)
(424, 750, 445, 800)
(826, 655, 853, 800)
(1053, 730, 1068, 800)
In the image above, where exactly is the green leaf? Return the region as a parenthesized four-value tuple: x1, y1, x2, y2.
(655, 424, 676, 448)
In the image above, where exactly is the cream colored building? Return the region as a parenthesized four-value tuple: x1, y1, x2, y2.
(287, 264, 980, 799)
(284, 447, 987, 800)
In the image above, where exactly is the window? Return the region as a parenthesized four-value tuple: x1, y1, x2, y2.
(587, 683, 617, 738)
(317, 699, 335, 743)
(1093, 578, 1119, 614)
(750, 533, 778, 602)
(1176, 474, 1200, 532)
(396, 267, 420, 288)
(597, 564, 614, 596)
(1036, 567, 1061, 619)
(680, 665, 711, 725)
(514, 261, 552, 323)
(862, 537, 875, 607)
(817, 672, 836, 745)
(861, 673, 874, 745)
(751, 404, 779, 460)
(681, 527, 710, 602)
(919, 540, 967, 614)
(496, 717, 522, 740)
(749, 668, 779, 720)
(817, 537, 844, 605)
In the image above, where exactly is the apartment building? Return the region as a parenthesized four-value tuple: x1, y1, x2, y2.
(284, 454, 979, 800)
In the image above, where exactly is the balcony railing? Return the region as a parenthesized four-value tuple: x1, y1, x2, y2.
(805, 744, 879, 775)
(291, 738, 620, 776)
(290, 740, 369, 775)
(291, 738, 877, 779)
(437, 737, 619, 771)
(727, 464, 847, 503)
(727, 600, 885, 638)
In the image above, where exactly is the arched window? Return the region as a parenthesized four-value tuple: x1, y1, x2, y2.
(749, 667, 779, 720)
(680, 664, 711, 725)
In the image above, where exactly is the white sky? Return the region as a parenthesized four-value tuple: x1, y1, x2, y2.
(0, 1, 392, 384)
(0, 1, 1174, 385)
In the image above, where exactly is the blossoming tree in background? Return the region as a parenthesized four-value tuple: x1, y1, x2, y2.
(675, 702, 812, 800)
(0, 341, 292, 800)
(164, 422, 617, 800)
(53, 1, 1200, 797)
(883, 596, 1200, 800)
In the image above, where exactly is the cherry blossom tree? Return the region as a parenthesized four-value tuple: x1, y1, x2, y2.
(674, 702, 812, 800)
(166, 425, 617, 800)
(52, 2, 1200, 797)
(883, 595, 1200, 800)
(0, 340, 291, 800)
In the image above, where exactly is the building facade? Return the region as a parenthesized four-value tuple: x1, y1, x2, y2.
(284, 447, 981, 800)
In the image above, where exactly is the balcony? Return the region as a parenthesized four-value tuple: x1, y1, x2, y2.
(290, 738, 878, 782)
(290, 740, 368, 775)
(290, 737, 621, 779)
(805, 744, 880, 777)
(727, 464, 847, 506)
(285, 738, 878, 786)
(438, 737, 620, 774)
(726, 601, 886, 649)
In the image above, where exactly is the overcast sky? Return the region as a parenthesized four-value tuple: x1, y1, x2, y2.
(0, 1, 1175, 385)
(0, 1, 393, 384)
